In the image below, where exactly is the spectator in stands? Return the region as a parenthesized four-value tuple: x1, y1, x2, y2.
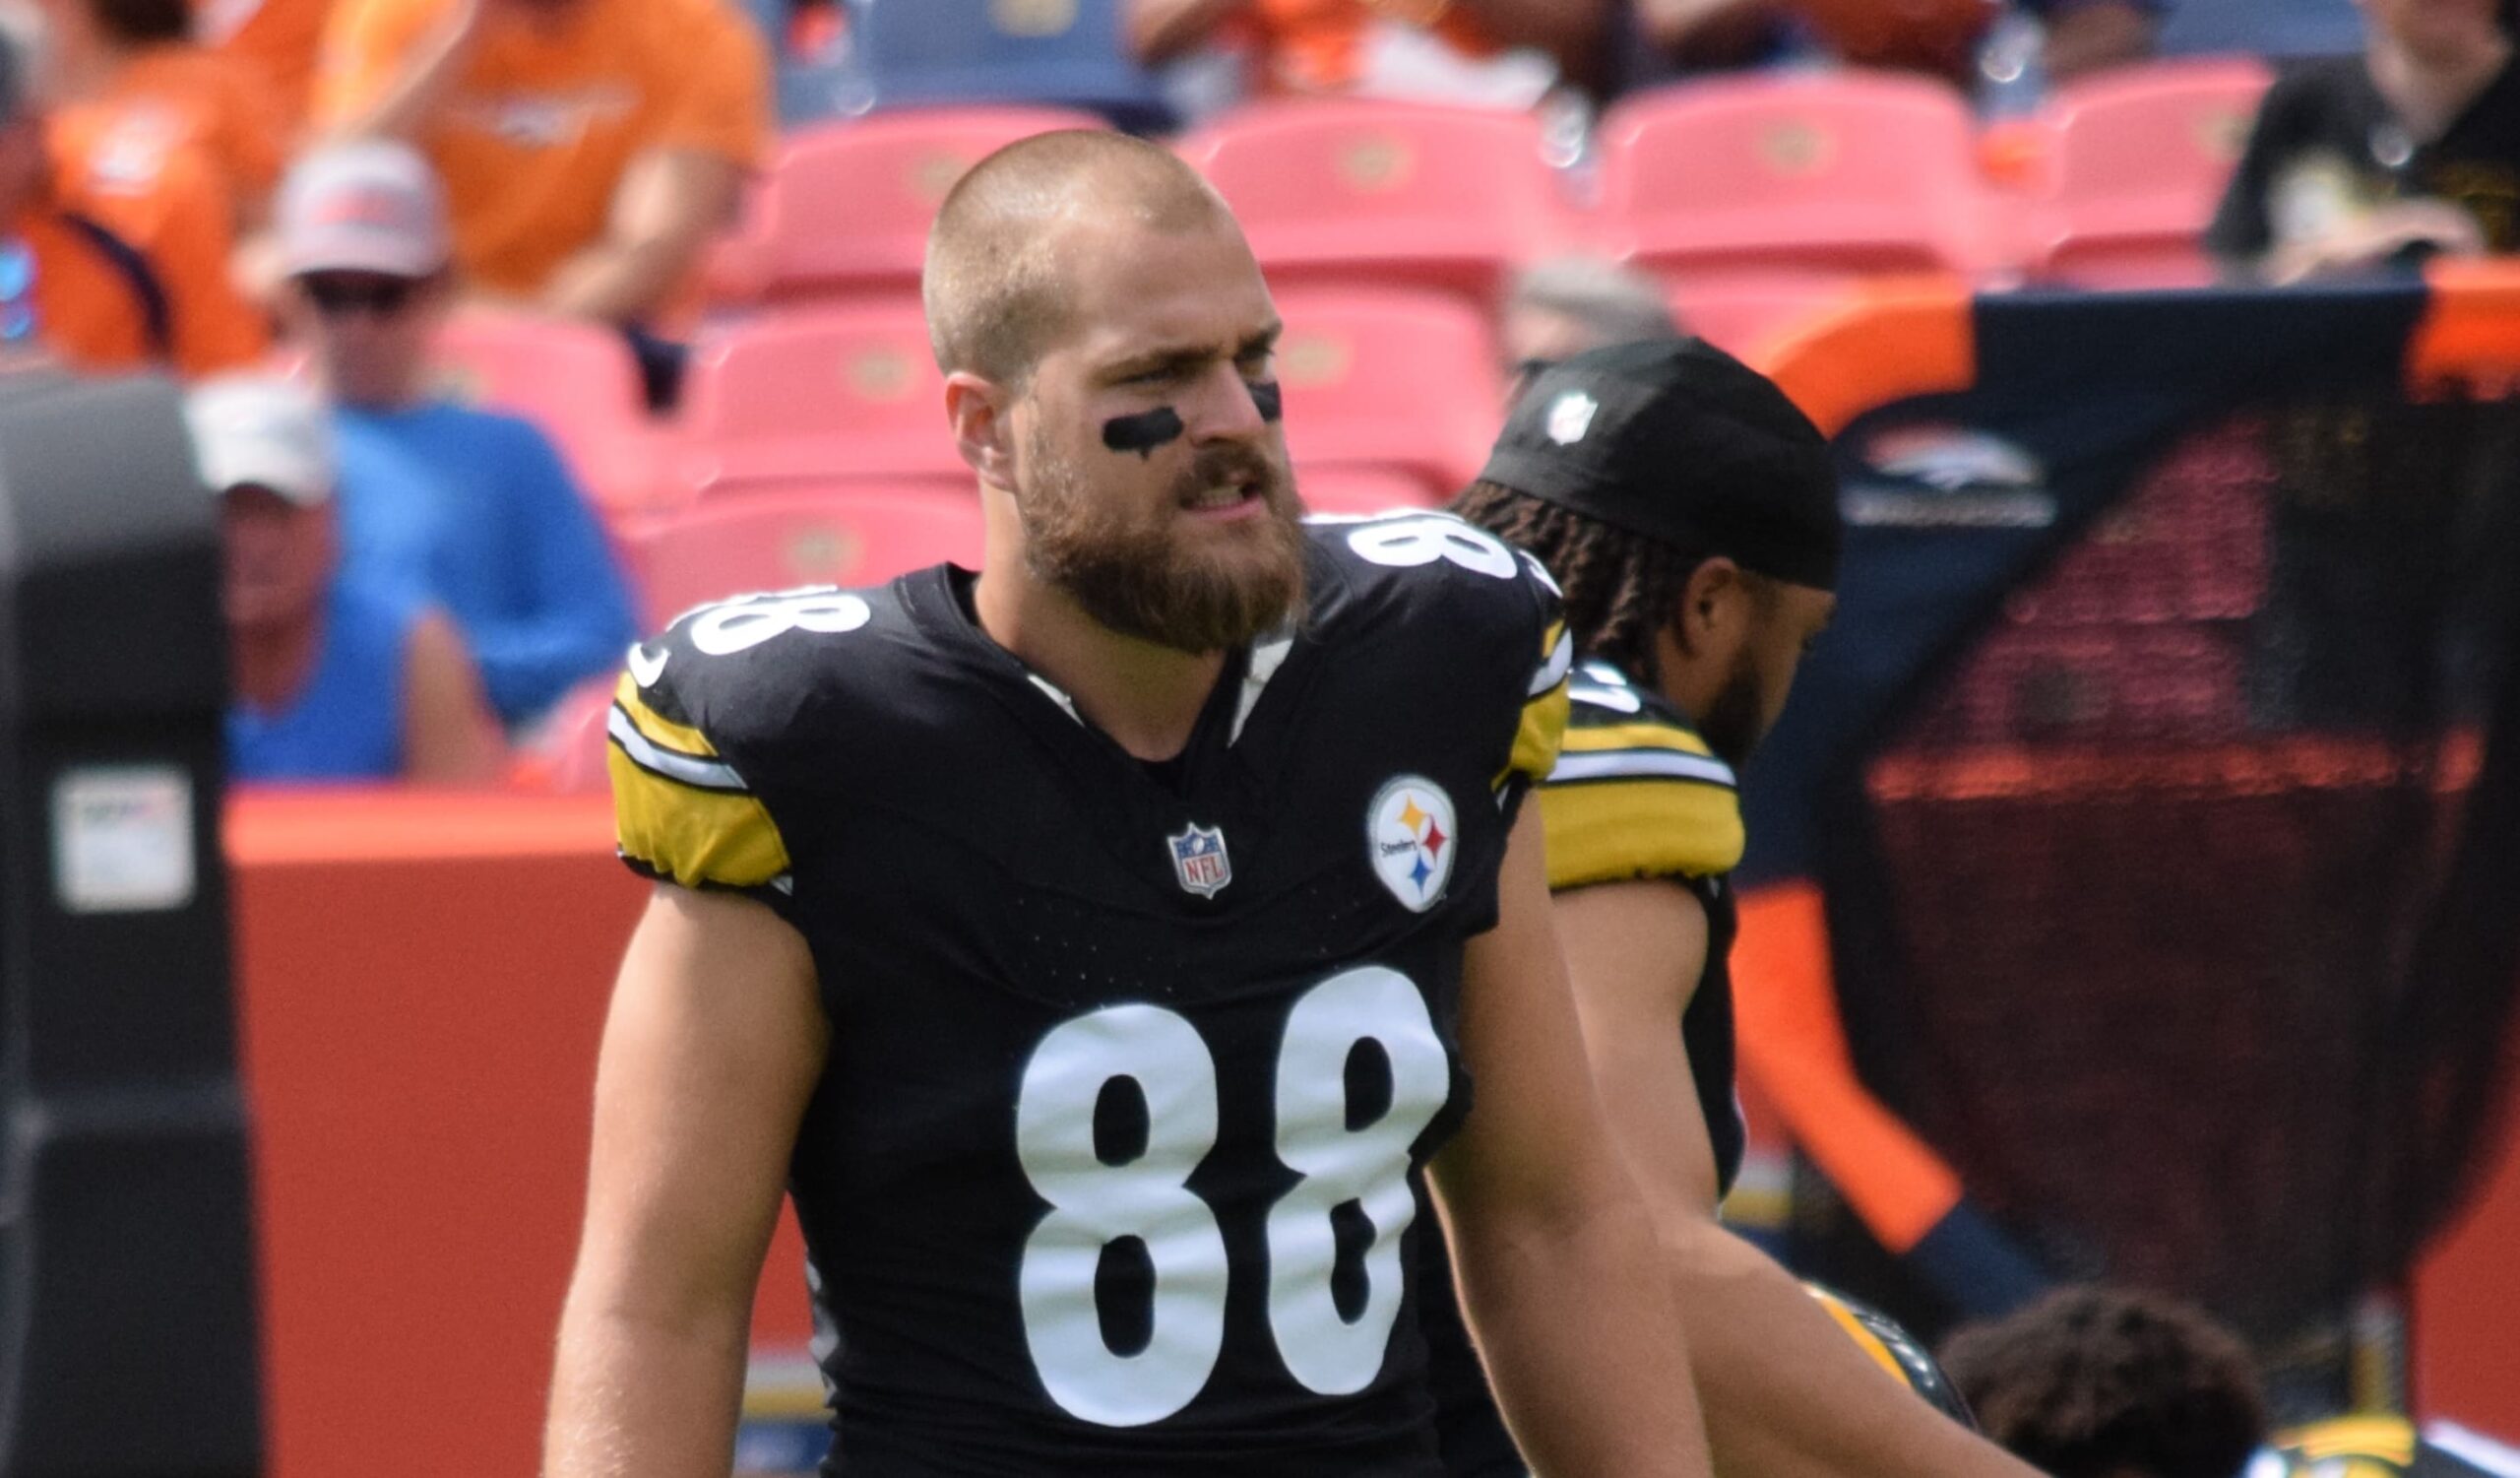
(199, 0, 335, 134)
(1498, 253, 1682, 401)
(313, 0, 772, 406)
(190, 374, 507, 784)
(36, 0, 287, 223)
(2021, 0, 2164, 81)
(1127, 0, 1608, 106)
(276, 140, 640, 732)
(2208, 0, 2519, 282)
(0, 14, 265, 376)
(1629, 1, 2154, 91)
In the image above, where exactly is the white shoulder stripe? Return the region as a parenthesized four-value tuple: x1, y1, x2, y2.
(1550, 748, 1736, 788)
(2428, 1423, 2520, 1476)
(606, 706, 750, 793)
(1529, 628, 1574, 697)
(1570, 681, 1643, 714)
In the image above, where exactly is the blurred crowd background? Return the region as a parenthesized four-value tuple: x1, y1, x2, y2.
(6, 0, 2496, 796)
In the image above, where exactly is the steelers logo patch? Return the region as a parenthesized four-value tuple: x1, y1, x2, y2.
(1367, 775, 1456, 914)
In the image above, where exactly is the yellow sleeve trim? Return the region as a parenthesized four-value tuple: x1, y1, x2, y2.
(2279, 1416, 2418, 1465)
(1561, 718, 1718, 759)
(1806, 1287, 1910, 1388)
(1541, 775, 1744, 889)
(1504, 679, 1571, 790)
(607, 675, 791, 892)
(610, 747, 794, 891)
(614, 674, 721, 759)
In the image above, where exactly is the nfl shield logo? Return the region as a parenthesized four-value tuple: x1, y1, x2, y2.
(1167, 823, 1231, 899)
(1546, 390, 1598, 446)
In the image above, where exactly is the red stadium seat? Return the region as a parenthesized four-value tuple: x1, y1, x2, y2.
(622, 484, 986, 631)
(1595, 74, 1993, 285)
(1270, 288, 1505, 500)
(1178, 98, 1574, 304)
(677, 300, 967, 494)
(713, 106, 1109, 303)
(1297, 465, 1443, 516)
(2021, 59, 2275, 288)
(426, 309, 673, 512)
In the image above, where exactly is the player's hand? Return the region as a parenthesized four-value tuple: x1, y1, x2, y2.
(2269, 202, 2488, 285)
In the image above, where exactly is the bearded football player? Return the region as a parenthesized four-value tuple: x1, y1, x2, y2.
(543, 133, 1714, 1477)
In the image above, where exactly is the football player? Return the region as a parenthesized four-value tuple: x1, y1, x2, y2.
(1442, 341, 2043, 1477)
(542, 132, 1714, 1476)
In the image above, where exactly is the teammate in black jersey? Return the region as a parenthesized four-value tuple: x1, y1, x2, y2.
(1446, 341, 2042, 1478)
(543, 133, 1713, 1477)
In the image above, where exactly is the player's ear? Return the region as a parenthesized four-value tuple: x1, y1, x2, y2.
(944, 371, 1019, 490)
(1671, 556, 1747, 658)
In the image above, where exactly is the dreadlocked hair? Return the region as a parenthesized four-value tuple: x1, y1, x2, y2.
(1452, 480, 1710, 687)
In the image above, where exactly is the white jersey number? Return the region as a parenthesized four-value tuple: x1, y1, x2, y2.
(686, 590, 873, 656)
(1013, 968, 1450, 1426)
(1344, 515, 1521, 581)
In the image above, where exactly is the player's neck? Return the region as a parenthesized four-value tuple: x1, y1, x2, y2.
(973, 568, 1228, 763)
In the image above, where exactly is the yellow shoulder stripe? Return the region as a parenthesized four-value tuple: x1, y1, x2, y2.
(1806, 1288, 1909, 1388)
(2283, 1416, 2418, 1465)
(610, 748, 793, 892)
(1504, 679, 1571, 791)
(1561, 719, 1718, 759)
(614, 674, 722, 760)
(1541, 774, 1743, 888)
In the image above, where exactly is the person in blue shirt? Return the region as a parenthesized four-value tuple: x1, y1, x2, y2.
(273, 139, 641, 734)
(192, 374, 507, 785)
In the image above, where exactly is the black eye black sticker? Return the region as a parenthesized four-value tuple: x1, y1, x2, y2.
(1102, 407, 1184, 459)
(1249, 379, 1283, 423)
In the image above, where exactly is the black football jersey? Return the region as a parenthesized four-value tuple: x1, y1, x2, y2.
(1421, 658, 1746, 1477)
(605, 513, 1571, 1476)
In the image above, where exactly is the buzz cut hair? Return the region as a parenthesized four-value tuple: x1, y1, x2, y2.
(922, 130, 1236, 390)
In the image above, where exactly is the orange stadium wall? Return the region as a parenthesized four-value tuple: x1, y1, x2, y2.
(226, 788, 2519, 1474)
(227, 791, 814, 1478)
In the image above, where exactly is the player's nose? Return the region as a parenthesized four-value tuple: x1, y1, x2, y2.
(1184, 362, 1272, 442)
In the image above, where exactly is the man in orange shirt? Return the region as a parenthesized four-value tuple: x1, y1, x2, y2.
(1129, 0, 1606, 102)
(36, 0, 287, 225)
(198, 0, 335, 134)
(0, 18, 266, 378)
(314, 0, 769, 400)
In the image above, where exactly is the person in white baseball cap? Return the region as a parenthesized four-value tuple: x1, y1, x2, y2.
(271, 138, 639, 735)
(190, 371, 505, 784)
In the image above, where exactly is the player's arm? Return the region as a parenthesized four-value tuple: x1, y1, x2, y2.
(538, 146, 746, 324)
(1428, 804, 1715, 1478)
(399, 608, 506, 782)
(1557, 879, 2045, 1478)
(314, 0, 492, 142)
(543, 885, 827, 1478)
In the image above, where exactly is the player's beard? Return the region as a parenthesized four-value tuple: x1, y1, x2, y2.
(1020, 429, 1308, 654)
(1696, 643, 1770, 771)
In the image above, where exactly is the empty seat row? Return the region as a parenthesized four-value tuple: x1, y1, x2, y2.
(716, 61, 2274, 313)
